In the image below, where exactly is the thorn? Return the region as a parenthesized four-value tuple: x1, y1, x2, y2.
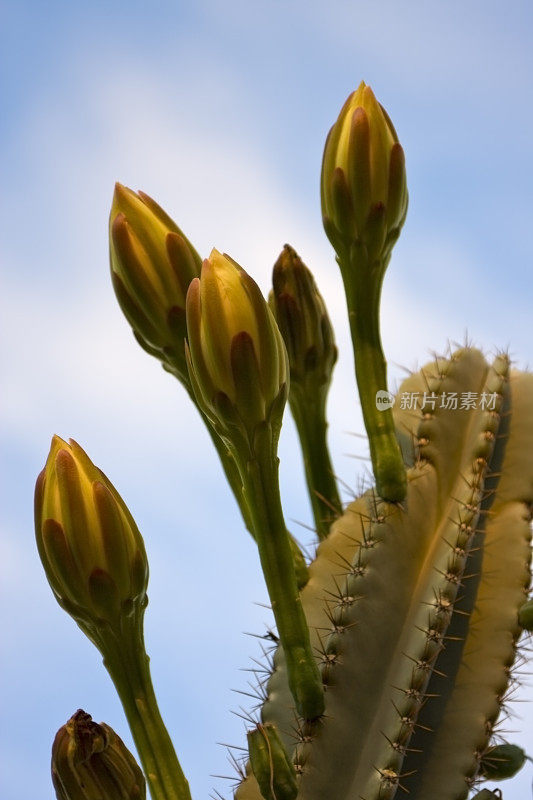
(252, 601, 273, 611)
(216, 742, 247, 752)
(290, 517, 318, 534)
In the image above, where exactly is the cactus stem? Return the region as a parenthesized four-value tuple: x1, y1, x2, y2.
(241, 425, 325, 721)
(337, 253, 407, 502)
(99, 618, 192, 800)
(289, 391, 342, 540)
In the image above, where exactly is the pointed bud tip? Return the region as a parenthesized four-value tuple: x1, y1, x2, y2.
(113, 182, 138, 202)
(362, 83, 377, 102)
(46, 435, 69, 468)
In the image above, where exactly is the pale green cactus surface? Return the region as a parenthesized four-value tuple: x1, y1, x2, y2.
(35, 82, 532, 800)
(235, 349, 533, 800)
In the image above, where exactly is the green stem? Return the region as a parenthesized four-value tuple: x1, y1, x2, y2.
(180, 382, 253, 532)
(183, 381, 309, 587)
(289, 388, 341, 540)
(242, 424, 324, 720)
(340, 249, 406, 501)
(101, 619, 192, 800)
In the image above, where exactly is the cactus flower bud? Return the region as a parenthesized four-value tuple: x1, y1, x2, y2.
(185, 249, 289, 439)
(479, 743, 527, 780)
(109, 183, 201, 378)
(321, 81, 407, 261)
(247, 723, 298, 800)
(35, 436, 148, 629)
(51, 710, 146, 800)
(269, 244, 337, 393)
(518, 598, 533, 631)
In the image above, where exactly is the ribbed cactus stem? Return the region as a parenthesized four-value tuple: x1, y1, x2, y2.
(338, 247, 406, 502)
(235, 349, 533, 800)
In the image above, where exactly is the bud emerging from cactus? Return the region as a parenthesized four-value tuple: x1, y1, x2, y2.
(479, 744, 527, 781)
(34, 436, 148, 630)
(185, 248, 289, 443)
(320, 82, 407, 501)
(518, 598, 533, 631)
(247, 723, 298, 800)
(321, 80, 407, 261)
(187, 247, 323, 721)
(51, 710, 145, 800)
(109, 183, 201, 380)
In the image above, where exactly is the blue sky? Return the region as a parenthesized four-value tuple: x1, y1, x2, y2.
(1, 1, 532, 799)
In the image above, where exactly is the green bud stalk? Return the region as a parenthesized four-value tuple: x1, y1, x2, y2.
(321, 82, 408, 501)
(35, 439, 191, 800)
(270, 244, 341, 539)
(186, 251, 324, 719)
(51, 710, 146, 800)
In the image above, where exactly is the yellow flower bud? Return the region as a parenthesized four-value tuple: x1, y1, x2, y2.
(185, 249, 288, 438)
(51, 710, 146, 800)
(269, 244, 337, 393)
(35, 437, 148, 629)
(109, 184, 201, 377)
(321, 81, 408, 260)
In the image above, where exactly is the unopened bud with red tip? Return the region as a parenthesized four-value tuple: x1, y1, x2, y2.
(109, 184, 201, 379)
(269, 244, 337, 394)
(269, 244, 341, 536)
(35, 436, 148, 630)
(321, 81, 407, 262)
(185, 249, 289, 443)
(51, 710, 146, 800)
